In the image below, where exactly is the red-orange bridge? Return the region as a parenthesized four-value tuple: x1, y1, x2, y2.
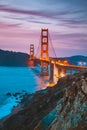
(29, 29, 87, 84)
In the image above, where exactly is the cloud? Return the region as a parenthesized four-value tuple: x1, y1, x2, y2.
(0, 22, 21, 29)
(50, 32, 87, 50)
(26, 19, 51, 25)
(0, 5, 86, 19)
(0, 1, 87, 56)
(52, 32, 87, 39)
(59, 18, 87, 28)
(0, 5, 50, 18)
(0, 3, 87, 29)
(1, 4, 87, 30)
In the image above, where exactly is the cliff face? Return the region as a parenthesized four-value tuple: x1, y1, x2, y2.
(0, 71, 87, 130)
(49, 90, 87, 130)
(35, 71, 87, 130)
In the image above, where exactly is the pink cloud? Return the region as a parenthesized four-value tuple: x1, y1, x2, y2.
(0, 22, 21, 29)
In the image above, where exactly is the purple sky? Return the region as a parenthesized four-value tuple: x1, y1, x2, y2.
(0, 0, 87, 57)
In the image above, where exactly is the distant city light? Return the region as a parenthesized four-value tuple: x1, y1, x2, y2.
(78, 61, 87, 66)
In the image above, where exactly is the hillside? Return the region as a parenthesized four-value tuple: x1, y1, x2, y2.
(0, 49, 29, 66)
(66, 55, 87, 65)
(0, 70, 87, 130)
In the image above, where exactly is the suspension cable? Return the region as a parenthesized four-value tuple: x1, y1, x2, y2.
(35, 33, 41, 58)
(48, 32, 57, 58)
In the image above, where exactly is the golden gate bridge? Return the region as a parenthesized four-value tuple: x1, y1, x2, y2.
(29, 28, 87, 84)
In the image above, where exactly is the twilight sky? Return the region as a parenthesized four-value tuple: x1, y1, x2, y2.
(0, 0, 87, 57)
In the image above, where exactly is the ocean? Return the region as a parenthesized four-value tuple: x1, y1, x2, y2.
(0, 66, 43, 119)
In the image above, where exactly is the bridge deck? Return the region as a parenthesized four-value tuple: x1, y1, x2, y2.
(35, 57, 87, 70)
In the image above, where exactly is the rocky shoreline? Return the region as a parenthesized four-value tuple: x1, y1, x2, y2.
(0, 91, 27, 123)
(0, 71, 87, 130)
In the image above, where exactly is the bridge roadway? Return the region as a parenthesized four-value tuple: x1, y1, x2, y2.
(35, 57, 87, 70)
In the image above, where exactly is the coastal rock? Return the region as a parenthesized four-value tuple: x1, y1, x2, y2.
(0, 71, 87, 130)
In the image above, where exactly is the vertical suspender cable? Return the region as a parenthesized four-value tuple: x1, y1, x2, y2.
(35, 33, 41, 58)
(48, 32, 57, 58)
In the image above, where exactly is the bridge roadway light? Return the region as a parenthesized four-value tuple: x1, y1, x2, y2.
(51, 60, 55, 64)
(64, 60, 68, 65)
(60, 63, 63, 65)
(60, 72, 65, 77)
(55, 61, 58, 64)
(58, 60, 61, 63)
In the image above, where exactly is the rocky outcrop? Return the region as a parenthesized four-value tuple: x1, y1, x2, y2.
(0, 71, 87, 130)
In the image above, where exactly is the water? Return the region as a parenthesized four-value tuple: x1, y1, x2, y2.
(0, 67, 77, 119)
(0, 66, 42, 119)
(0, 67, 39, 94)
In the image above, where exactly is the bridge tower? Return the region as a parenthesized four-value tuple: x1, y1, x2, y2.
(29, 44, 34, 67)
(40, 29, 49, 76)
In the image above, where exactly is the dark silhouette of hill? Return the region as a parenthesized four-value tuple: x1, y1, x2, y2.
(66, 55, 87, 65)
(54, 55, 87, 65)
(0, 49, 87, 66)
(0, 49, 29, 66)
